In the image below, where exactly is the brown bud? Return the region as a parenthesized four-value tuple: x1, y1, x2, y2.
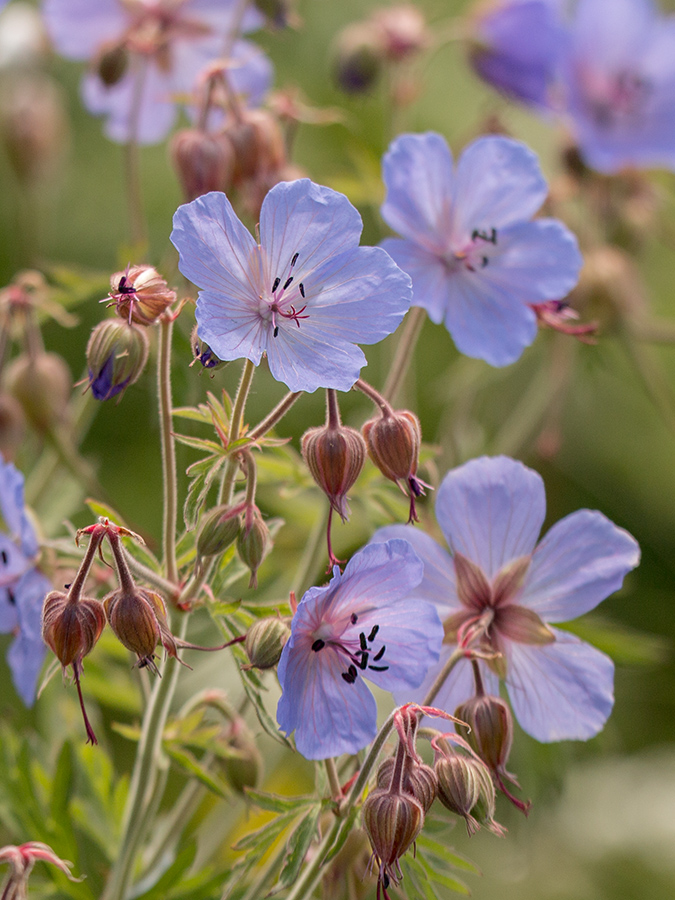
(434, 754, 483, 834)
(0, 391, 26, 461)
(104, 586, 165, 670)
(454, 693, 513, 775)
(362, 789, 424, 879)
(196, 504, 241, 559)
(375, 756, 437, 814)
(108, 265, 176, 326)
(170, 128, 235, 201)
(236, 508, 271, 589)
(302, 423, 366, 521)
(42, 590, 106, 668)
(244, 616, 290, 669)
(5, 351, 71, 432)
(94, 41, 129, 86)
(362, 408, 425, 521)
(226, 109, 285, 183)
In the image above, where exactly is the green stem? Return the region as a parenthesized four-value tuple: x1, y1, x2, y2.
(101, 615, 189, 900)
(158, 316, 178, 585)
(124, 549, 180, 603)
(218, 358, 256, 506)
(325, 758, 342, 800)
(249, 391, 302, 441)
(382, 306, 426, 403)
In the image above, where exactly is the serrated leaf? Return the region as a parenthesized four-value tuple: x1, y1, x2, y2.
(174, 433, 225, 453)
(416, 835, 480, 874)
(278, 804, 321, 888)
(164, 746, 228, 798)
(244, 789, 315, 814)
(231, 811, 297, 852)
(172, 406, 213, 423)
(417, 853, 471, 894)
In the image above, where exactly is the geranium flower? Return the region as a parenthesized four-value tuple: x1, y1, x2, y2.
(469, 0, 567, 107)
(559, 0, 675, 172)
(42, 0, 270, 144)
(0, 454, 51, 705)
(370, 456, 640, 742)
(380, 132, 582, 366)
(276, 540, 443, 759)
(171, 179, 413, 392)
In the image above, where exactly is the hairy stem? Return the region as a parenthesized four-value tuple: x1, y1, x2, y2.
(158, 316, 178, 585)
(249, 391, 302, 441)
(382, 306, 426, 403)
(421, 647, 465, 707)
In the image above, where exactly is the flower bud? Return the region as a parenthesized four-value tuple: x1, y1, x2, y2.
(196, 505, 241, 559)
(454, 693, 513, 775)
(362, 408, 425, 521)
(190, 324, 226, 370)
(226, 109, 285, 183)
(244, 616, 290, 669)
(0, 391, 26, 461)
(302, 422, 366, 521)
(86, 319, 149, 401)
(41, 590, 106, 668)
(362, 789, 424, 881)
(434, 754, 483, 834)
(333, 22, 383, 94)
(375, 756, 437, 814)
(4, 351, 71, 432)
(237, 508, 271, 589)
(94, 41, 129, 86)
(104, 586, 165, 670)
(170, 128, 235, 201)
(373, 5, 428, 62)
(107, 265, 176, 326)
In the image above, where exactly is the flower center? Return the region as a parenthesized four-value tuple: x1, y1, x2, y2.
(311, 615, 389, 684)
(123, 1, 213, 68)
(578, 64, 652, 130)
(263, 252, 310, 337)
(448, 227, 499, 274)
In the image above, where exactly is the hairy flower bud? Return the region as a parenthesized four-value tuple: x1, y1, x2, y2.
(244, 616, 290, 669)
(362, 408, 425, 521)
(333, 22, 383, 94)
(86, 319, 149, 401)
(5, 351, 71, 432)
(375, 756, 437, 814)
(302, 422, 366, 521)
(226, 109, 285, 184)
(362, 789, 424, 884)
(107, 265, 176, 326)
(454, 693, 514, 774)
(170, 128, 235, 201)
(104, 586, 165, 670)
(196, 505, 241, 559)
(237, 509, 271, 589)
(434, 753, 483, 834)
(41, 590, 106, 669)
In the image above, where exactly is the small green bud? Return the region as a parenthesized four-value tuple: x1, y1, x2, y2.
(5, 351, 71, 432)
(244, 616, 290, 669)
(86, 319, 149, 401)
(196, 505, 241, 559)
(237, 509, 271, 589)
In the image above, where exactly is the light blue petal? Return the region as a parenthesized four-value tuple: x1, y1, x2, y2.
(523, 510, 640, 622)
(333, 540, 424, 609)
(381, 132, 455, 251)
(505, 627, 615, 741)
(265, 324, 366, 392)
(7, 632, 47, 708)
(196, 290, 266, 366)
(380, 238, 450, 324)
(436, 456, 545, 578)
(451, 136, 548, 238)
(42, 0, 127, 59)
(259, 180, 363, 290)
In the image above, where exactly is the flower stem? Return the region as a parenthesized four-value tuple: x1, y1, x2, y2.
(421, 647, 464, 707)
(325, 758, 342, 800)
(101, 614, 190, 900)
(158, 316, 179, 586)
(218, 358, 256, 505)
(354, 378, 393, 415)
(249, 391, 302, 441)
(382, 306, 426, 403)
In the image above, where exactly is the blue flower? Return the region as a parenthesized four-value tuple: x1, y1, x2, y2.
(370, 457, 640, 742)
(470, 0, 567, 107)
(380, 132, 583, 366)
(276, 540, 443, 759)
(171, 179, 413, 392)
(0, 455, 50, 706)
(559, 0, 675, 172)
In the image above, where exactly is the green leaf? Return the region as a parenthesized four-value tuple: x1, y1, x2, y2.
(85, 498, 130, 528)
(164, 746, 228, 798)
(244, 789, 314, 814)
(278, 804, 321, 888)
(417, 853, 471, 895)
(231, 811, 297, 852)
(401, 857, 438, 900)
(172, 405, 213, 423)
(416, 835, 481, 874)
(49, 741, 74, 823)
(174, 433, 225, 453)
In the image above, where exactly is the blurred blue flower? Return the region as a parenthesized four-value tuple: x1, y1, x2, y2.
(276, 540, 443, 759)
(370, 456, 640, 743)
(42, 0, 269, 144)
(380, 133, 582, 367)
(470, 0, 567, 107)
(560, 0, 675, 172)
(171, 179, 413, 392)
(0, 455, 50, 706)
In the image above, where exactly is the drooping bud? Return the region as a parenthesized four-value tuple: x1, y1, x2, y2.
(85, 319, 149, 401)
(170, 128, 235, 201)
(4, 351, 71, 432)
(196, 505, 241, 559)
(362, 408, 426, 522)
(226, 109, 285, 184)
(434, 753, 483, 834)
(103, 586, 166, 672)
(106, 265, 176, 326)
(454, 692, 513, 775)
(41, 590, 106, 669)
(376, 755, 437, 814)
(333, 22, 383, 94)
(216, 718, 263, 793)
(362, 789, 424, 889)
(236, 507, 271, 589)
(244, 616, 290, 669)
(301, 421, 366, 522)
(373, 5, 429, 62)
(0, 391, 26, 461)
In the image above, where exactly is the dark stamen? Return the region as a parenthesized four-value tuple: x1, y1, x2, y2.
(273, 325, 279, 338)
(341, 665, 358, 684)
(312, 639, 325, 652)
(373, 645, 386, 661)
(0, 549, 8, 565)
(7, 589, 15, 606)
(368, 625, 379, 642)
(351, 613, 358, 625)
(299, 282, 305, 298)
(272, 276, 281, 293)
(368, 664, 389, 672)
(359, 652, 369, 670)
(283, 276, 294, 290)
(291, 252, 299, 267)
(471, 227, 497, 244)
(359, 632, 368, 651)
